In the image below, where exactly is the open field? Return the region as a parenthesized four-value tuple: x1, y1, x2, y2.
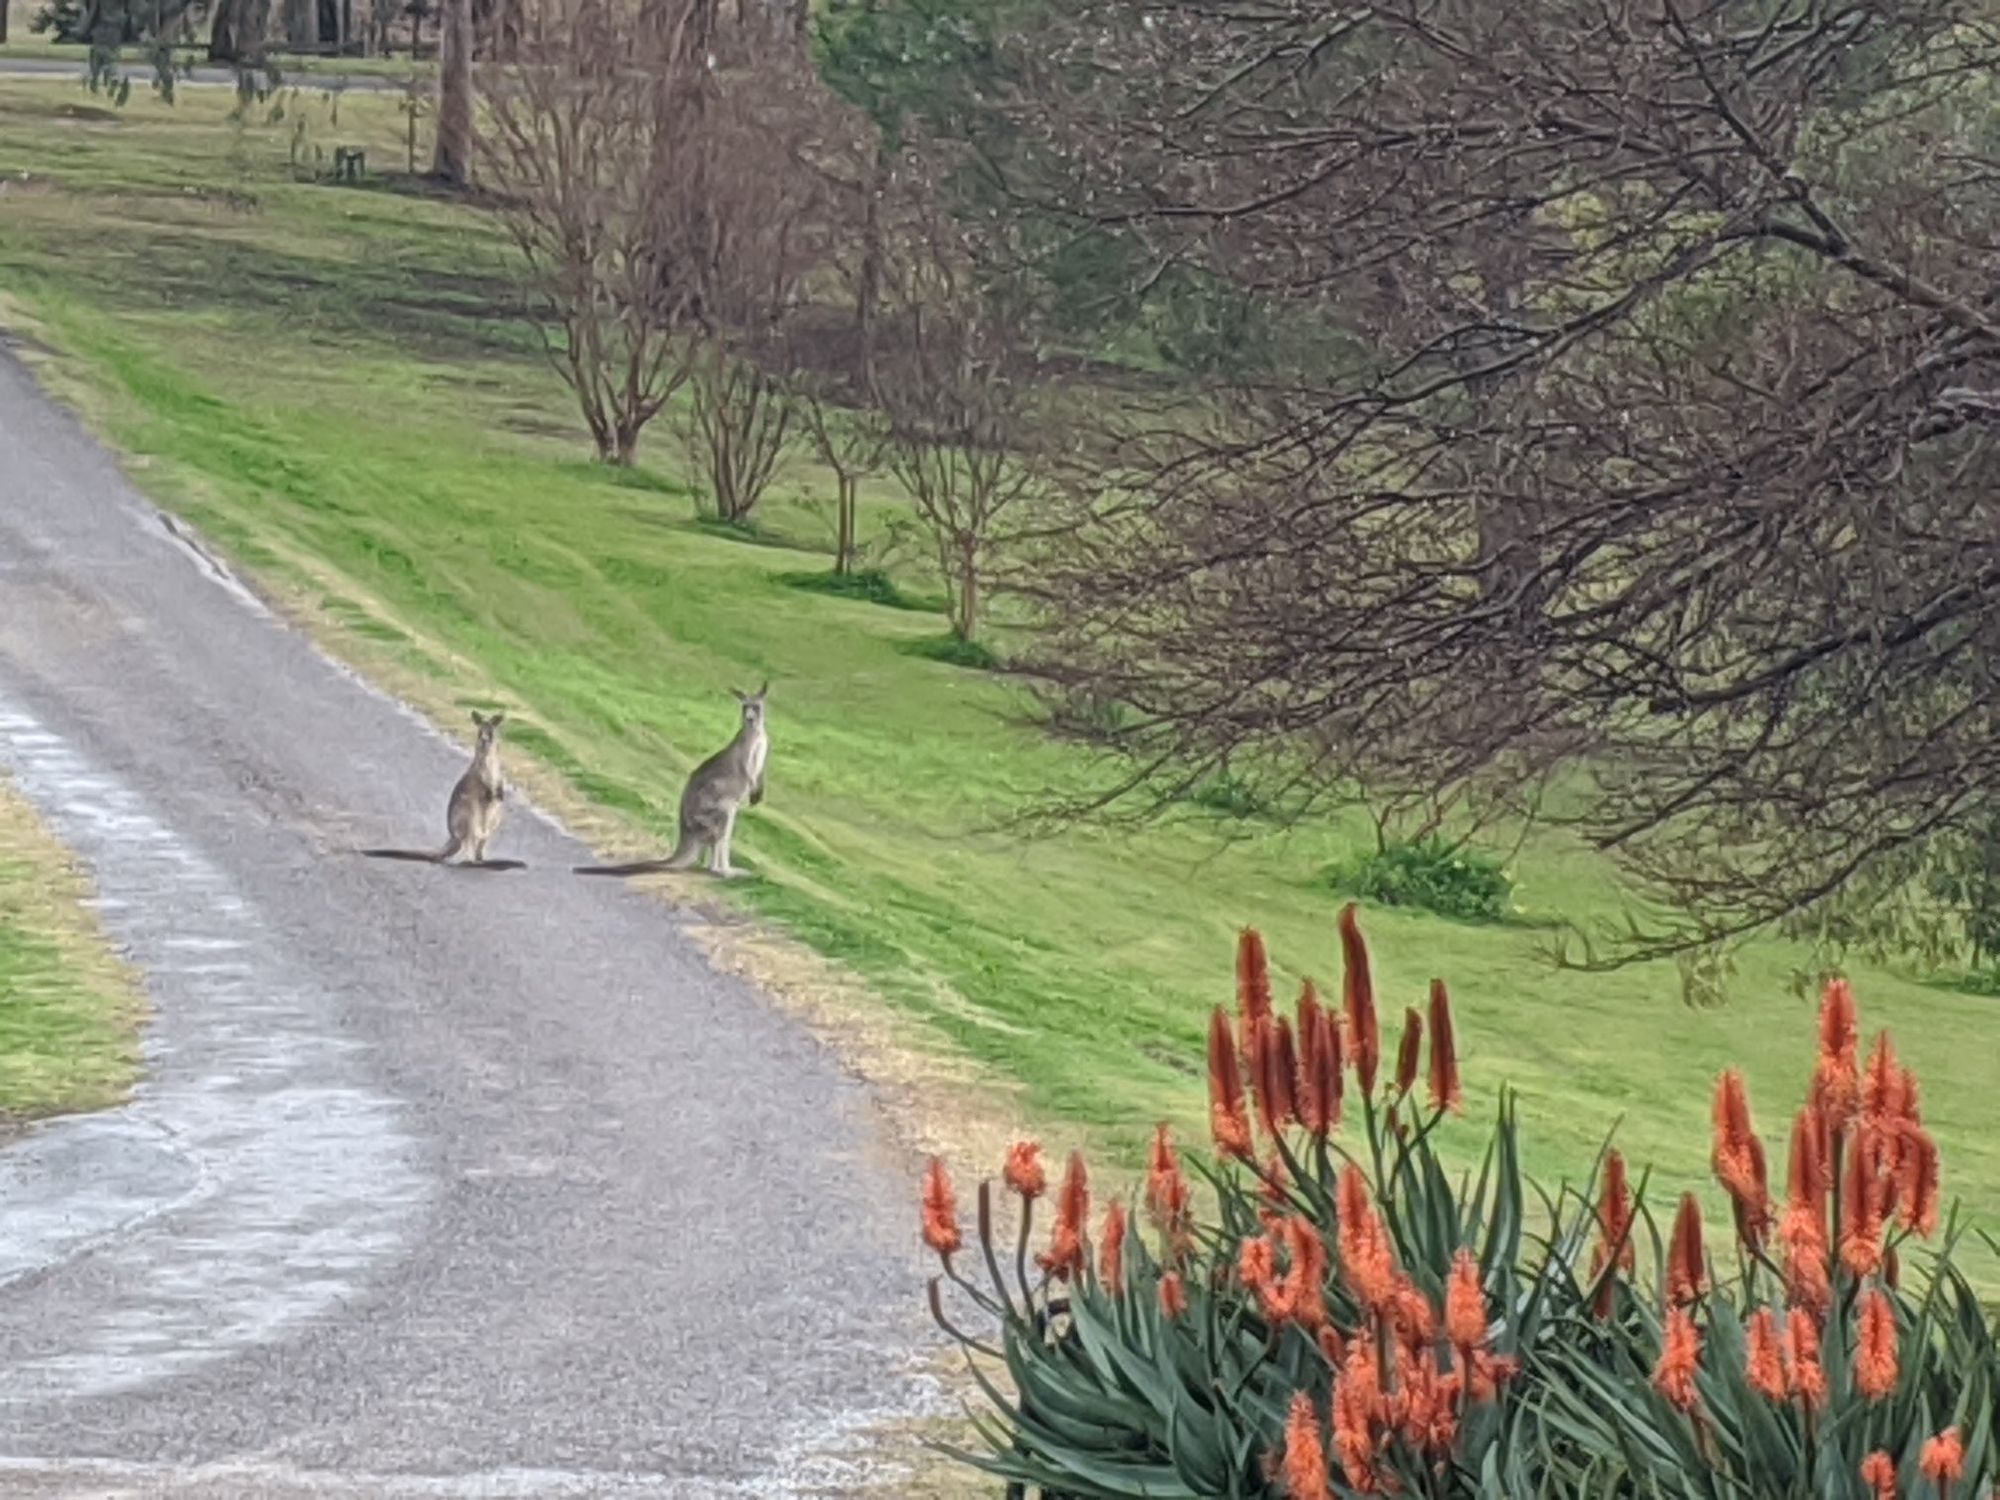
(0, 773, 143, 1125)
(0, 78, 1992, 1267)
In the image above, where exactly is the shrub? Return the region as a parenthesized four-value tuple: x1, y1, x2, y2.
(903, 633, 1000, 672)
(916, 909, 1999, 1496)
(780, 568, 923, 611)
(1328, 837, 1513, 923)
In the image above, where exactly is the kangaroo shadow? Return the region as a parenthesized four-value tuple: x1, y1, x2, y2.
(356, 848, 528, 872)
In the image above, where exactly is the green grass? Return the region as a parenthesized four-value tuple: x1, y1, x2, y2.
(0, 80, 1993, 1270)
(0, 775, 144, 1124)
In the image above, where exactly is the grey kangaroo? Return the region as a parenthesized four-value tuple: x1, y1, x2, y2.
(574, 684, 768, 879)
(362, 711, 521, 870)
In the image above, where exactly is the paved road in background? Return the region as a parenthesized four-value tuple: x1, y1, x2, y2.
(0, 347, 929, 1496)
(0, 55, 405, 90)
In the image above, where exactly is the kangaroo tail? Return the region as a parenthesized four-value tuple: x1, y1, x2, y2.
(572, 834, 701, 878)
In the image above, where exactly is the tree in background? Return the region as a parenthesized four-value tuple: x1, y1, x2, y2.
(869, 186, 1046, 645)
(429, 0, 472, 183)
(795, 370, 889, 576)
(920, 0, 2000, 962)
(481, 0, 717, 464)
(674, 52, 839, 523)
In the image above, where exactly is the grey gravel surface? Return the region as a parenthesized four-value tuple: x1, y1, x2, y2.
(0, 348, 934, 1496)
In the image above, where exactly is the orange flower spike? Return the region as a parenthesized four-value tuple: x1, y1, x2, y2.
(1003, 1139, 1046, 1200)
(1787, 1107, 1828, 1217)
(1744, 1308, 1787, 1401)
(1337, 903, 1380, 1095)
(1652, 1306, 1703, 1413)
(1860, 1451, 1898, 1500)
(1919, 1427, 1964, 1496)
(1862, 1031, 1901, 1121)
(1316, 1325, 1345, 1369)
(1311, 1003, 1343, 1135)
(1158, 1271, 1188, 1320)
(1237, 927, 1275, 1035)
(1900, 1127, 1940, 1237)
(1335, 1163, 1397, 1313)
(1853, 1288, 1899, 1401)
(1037, 1151, 1090, 1279)
(1389, 1272, 1436, 1350)
(1602, 1148, 1637, 1263)
(1445, 1249, 1487, 1353)
(1279, 1391, 1333, 1500)
(1786, 1308, 1828, 1407)
(1841, 1125, 1887, 1277)
(1207, 1007, 1254, 1160)
(1271, 1016, 1301, 1129)
(1332, 1338, 1385, 1493)
(1239, 1234, 1288, 1322)
(1145, 1123, 1191, 1235)
(1280, 1217, 1330, 1333)
(1813, 977, 1861, 1131)
(1395, 1008, 1423, 1096)
(1668, 1193, 1707, 1306)
(1249, 1019, 1282, 1144)
(1712, 1069, 1771, 1243)
(1427, 978, 1463, 1114)
(920, 1157, 962, 1259)
(1099, 1200, 1128, 1296)
(1294, 982, 1327, 1136)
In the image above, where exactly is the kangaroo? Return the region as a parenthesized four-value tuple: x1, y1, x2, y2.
(362, 710, 521, 870)
(574, 684, 767, 879)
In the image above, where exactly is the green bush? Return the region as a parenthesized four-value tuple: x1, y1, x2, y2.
(915, 910, 1999, 1497)
(903, 632, 1001, 672)
(1328, 837, 1513, 923)
(780, 568, 926, 612)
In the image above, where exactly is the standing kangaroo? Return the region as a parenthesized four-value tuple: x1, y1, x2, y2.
(574, 684, 768, 879)
(362, 710, 519, 869)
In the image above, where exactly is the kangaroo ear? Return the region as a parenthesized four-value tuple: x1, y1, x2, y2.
(471, 710, 487, 727)
(491, 712, 507, 726)
(756, 680, 769, 699)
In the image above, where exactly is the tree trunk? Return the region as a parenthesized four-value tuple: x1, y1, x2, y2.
(282, 0, 314, 49)
(208, 0, 242, 60)
(431, 0, 474, 185)
(856, 142, 889, 383)
(211, 0, 271, 59)
(835, 473, 856, 575)
(956, 555, 979, 642)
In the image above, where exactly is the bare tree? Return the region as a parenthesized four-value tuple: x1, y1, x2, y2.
(671, 53, 836, 520)
(795, 370, 889, 575)
(480, 0, 723, 465)
(870, 215, 1045, 643)
(944, 0, 2000, 957)
(681, 346, 799, 524)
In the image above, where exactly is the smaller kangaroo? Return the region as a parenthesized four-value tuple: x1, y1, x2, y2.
(362, 710, 521, 870)
(574, 684, 767, 879)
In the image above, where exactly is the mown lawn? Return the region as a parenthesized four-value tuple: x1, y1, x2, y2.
(0, 774, 144, 1124)
(0, 78, 1992, 1268)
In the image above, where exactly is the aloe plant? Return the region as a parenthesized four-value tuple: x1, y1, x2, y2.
(916, 908, 2000, 1497)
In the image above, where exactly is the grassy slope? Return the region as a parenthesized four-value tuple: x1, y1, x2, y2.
(0, 81, 1992, 1261)
(0, 774, 144, 1123)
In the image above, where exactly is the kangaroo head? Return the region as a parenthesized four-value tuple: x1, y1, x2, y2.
(471, 710, 507, 749)
(733, 681, 769, 733)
